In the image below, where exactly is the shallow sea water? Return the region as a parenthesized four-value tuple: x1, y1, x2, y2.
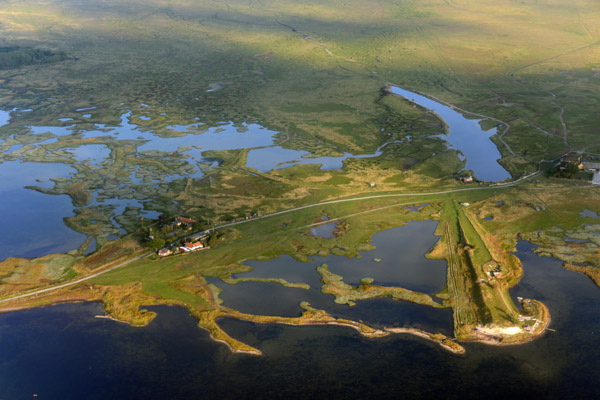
(0, 241, 599, 399)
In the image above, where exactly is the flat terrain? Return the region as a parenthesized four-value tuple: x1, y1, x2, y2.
(0, 0, 599, 353)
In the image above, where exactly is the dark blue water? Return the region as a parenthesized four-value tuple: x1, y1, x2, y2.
(2, 238, 600, 400)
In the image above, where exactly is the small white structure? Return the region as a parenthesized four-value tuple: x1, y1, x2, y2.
(180, 241, 204, 252)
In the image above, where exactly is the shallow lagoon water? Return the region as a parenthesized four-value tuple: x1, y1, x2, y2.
(211, 221, 452, 333)
(1, 242, 599, 398)
(390, 87, 511, 182)
(325, 220, 446, 292)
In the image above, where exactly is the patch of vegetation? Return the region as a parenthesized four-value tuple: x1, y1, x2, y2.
(0, 46, 68, 69)
(317, 264, 447, 308)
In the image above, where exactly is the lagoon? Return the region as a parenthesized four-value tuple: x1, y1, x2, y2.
(211, 221, 452, 333)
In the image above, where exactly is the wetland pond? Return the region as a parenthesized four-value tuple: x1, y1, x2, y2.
(1, 241, 599, 399)
(244, 140, 403, 172)
(209, 221, 452, 334)
(0, 110, 9, 127)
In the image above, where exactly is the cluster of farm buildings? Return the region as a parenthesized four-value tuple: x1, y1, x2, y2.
(157, 216, 210, 257)
(557, 154, 600, 184)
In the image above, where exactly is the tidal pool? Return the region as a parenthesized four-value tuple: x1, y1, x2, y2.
(390, 87, 511, 182)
